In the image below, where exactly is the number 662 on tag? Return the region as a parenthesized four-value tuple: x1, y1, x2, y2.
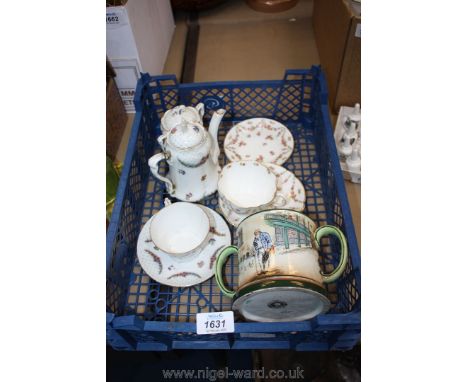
(196, 311, 234, 335)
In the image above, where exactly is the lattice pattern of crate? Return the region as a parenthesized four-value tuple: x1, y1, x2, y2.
(106, 67, 361, 350)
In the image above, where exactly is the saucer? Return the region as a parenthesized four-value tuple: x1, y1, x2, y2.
(224, 118, 294, 165)
(137, 206, 231, 287)
(264, 163, 306, 211)
(218, 163, 306, 227)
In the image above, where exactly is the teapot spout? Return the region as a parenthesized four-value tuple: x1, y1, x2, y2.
(208, 108, 226, 166)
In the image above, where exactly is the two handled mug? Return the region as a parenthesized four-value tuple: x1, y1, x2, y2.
(215, 209, 348, 322)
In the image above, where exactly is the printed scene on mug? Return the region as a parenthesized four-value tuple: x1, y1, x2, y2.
(237, 211, 322, 286)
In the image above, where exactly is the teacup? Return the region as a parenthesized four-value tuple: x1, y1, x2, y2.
(218, 161, 286, 216)
(150, 201, 212, 261)
(160, 104, 205, 134)
(215, 209, 348, 322)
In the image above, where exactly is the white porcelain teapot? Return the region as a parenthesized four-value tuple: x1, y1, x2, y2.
(148, 107, 226, 202)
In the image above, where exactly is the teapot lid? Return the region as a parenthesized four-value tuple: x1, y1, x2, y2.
(168, 122, 205, 149)
(162, 106, 202, 130)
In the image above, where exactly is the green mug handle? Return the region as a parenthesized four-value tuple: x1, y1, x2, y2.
(215, 245, 238, 298)
(313, 225, 349, 283)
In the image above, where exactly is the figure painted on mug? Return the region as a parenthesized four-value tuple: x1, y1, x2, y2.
(252, 229, 275, 273)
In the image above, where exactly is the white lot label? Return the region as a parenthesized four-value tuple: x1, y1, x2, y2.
(106, 9, 128, 28)
(196, 311, 234, 335)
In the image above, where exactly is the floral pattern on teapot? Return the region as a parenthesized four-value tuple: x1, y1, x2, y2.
(148, 106, 226, 202)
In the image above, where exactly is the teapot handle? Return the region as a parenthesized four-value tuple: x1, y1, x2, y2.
(148, 152, 175, 195)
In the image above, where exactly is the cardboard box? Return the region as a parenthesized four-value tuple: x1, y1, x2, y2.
(106, 0, 175, 112)
(107, 59, 128, 160)
(313, 0, 361, 112)
(108, 58, 141, 112)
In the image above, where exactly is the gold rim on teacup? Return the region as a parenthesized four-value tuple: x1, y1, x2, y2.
(149, 201, 215, 261)
(218, 160, 287, 216)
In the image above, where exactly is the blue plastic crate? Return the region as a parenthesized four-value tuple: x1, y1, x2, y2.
(106, 66, 361, 351)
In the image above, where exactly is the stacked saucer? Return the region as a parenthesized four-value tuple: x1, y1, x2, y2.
(220, 118, 306, 227)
